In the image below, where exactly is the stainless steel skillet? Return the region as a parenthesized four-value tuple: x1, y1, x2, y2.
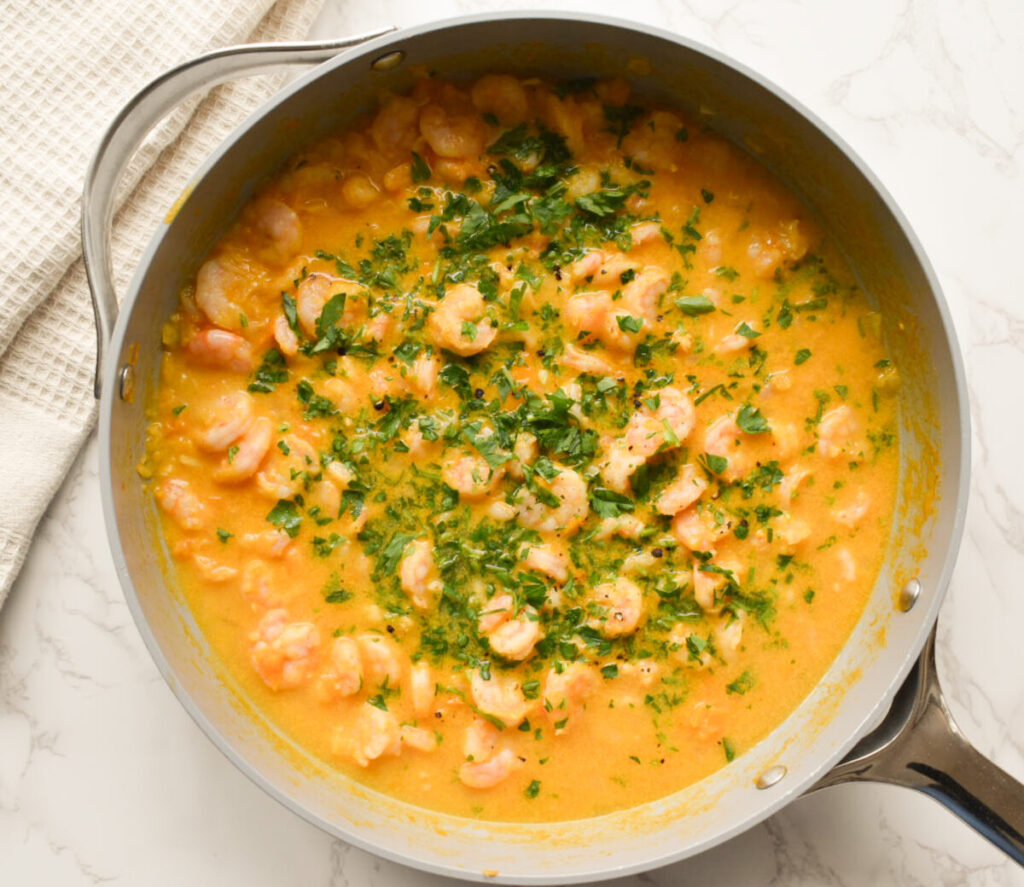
(81, 12, 1024, 882)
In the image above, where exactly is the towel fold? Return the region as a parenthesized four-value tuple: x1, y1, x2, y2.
(0, 0, 325, 603)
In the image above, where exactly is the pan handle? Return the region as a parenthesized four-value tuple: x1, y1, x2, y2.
(811, 629, 1024, 865)
(81, 28, 394, 399)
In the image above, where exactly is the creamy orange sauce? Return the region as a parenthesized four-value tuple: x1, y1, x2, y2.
(142, 73, 900, 822)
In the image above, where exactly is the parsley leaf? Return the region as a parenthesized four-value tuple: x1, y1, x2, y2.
(590, 487, 634, 518)
(675, 295, 715, 316)
(616, 314, 644, 334)
(736, 404, 770, 434)
(266, 499, 302, 538)
(248, 348, 289, 393)
(726, 670, 755, 695)
(411, 151, 431, 183)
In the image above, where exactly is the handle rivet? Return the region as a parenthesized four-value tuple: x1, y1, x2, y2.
(118, 364, 135, 402)
(897, 578, 921, 612)
(755, 765, 787, 789)
(371, 50, 405, 72)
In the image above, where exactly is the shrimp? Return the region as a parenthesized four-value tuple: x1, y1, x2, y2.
(834, 489, 871, 527)
(192, 555, 237, 584)
(192, 391, 255, 452)
(702, 413, 749, 483)
(835, 547, 857, 582)
(155, 478, 205, 531)
(357, 634, 404, 689)
(818, 405, 861, 459)
(250, 608, 319, 690)
(565, 249, 604, 283)
(213, 416, 273, 483)
(325, 460, 355, 490)
(630, 221, 662, 247)
(563, 291, 611, 339)
(254, 434, 317, 499)
(561, 344, 618, 376)
(655, 463, 708, 516)
(766, 514, 812, 552)
(468, 669, 532, 726)
(620, 658, 660, 687)
(478, 593, 541, 661)
(399, 538, 441, 611)
(273, 314, 299, 356)
(245, 197, 302, 267)
(672, 505, 728, 553)
(334, 704, 402, 767)
(341, 173, 380, 211)
(714, 615, 745, 661)
(442, 451, 505, 501)
(539, 91, 590, 156)
(370, 95, 420, 154)
(594, 514, 646, 541)
(507, 432, 538, 481)
(464, 716, 500, 762)
(319, 636, 363, 700)
(700, 228, 723, 265)
(184, 328, 255, 374)
(622, 551, 659, 575)
(770, 420, 802, 462)
(401, 424, 432, 460)
(746, 219, 809, 279)
(470, 74, 529, 125)
(590, 577, 645, 638)
(194, 257, 246, 329)
(240, 560, 283, 609)
(601, 387, 695, 492)
(542, 663, 597, 734)
(410, 354, 440, 398)
(458, 718, 517, 789)
(307, 479, 340, 520)
(515, 464, 588, 533)
(621, 267, 669, 323)
(427, 284, 496, 356)
(240, 529, 293, 560)
(693, 561, 739, 613)
(670, 624, 712, 668)
(715, 324, 759, 355)
(601, 307, 647, 352)
(459, 748, 520, 789)
(523, 544, 569, 584)
(689, 700, 728, 742)
(566, 252, 636, 287)
(410, 662, 435, 719)
(488, 500, 517, 521)
(621, 109, 685, 172)
(778, 464, 811, 502)
(419, 104, 485, 158)
(399, 726, 438, 753)
(383, 162, 412, 192)
(295, 273, 351, 338)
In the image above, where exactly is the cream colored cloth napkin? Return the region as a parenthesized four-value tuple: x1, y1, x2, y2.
(0, 0, 325, 602)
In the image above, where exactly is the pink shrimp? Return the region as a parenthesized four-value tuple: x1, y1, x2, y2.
(184, 328, 255, 374)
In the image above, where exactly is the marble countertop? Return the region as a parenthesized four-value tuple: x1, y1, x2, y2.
(3, 0, 1023, 883)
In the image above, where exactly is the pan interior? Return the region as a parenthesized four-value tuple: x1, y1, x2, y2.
(100, 13, 965, 883)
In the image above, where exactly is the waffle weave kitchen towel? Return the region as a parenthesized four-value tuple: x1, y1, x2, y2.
(0, 0, 325, 603)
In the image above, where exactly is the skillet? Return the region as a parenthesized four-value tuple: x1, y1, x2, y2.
(82, 13, 1024, 881)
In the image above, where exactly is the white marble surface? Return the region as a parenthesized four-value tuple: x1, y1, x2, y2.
(3, 0, 1023, 883)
